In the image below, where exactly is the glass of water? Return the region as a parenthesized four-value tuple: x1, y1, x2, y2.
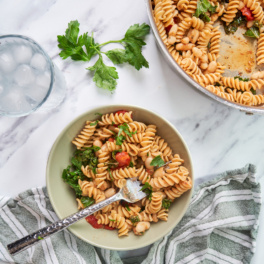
(0, 35, 66, 117)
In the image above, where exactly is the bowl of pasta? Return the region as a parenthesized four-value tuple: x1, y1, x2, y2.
(146, 0, 264, 114)
(46, 105, 193, 250)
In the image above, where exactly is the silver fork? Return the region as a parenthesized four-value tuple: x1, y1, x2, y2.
(7, 178, 146, 255)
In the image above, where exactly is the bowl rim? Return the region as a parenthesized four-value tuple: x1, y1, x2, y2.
(144, 0, 264, 115)
(46, 104, 194, 250)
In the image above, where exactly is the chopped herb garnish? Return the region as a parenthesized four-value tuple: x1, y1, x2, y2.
(108, 168, 114, 181)
(38, 236, 43, 240)
(162, 199, 172, 209)
(150, 155, 165, 168)
(250, 88, 256, 95)
(94, 112, 103, 116)
(194, 0, 216, 22)
(140, 182, 153, 200)
(130, 215, 140, 224)
(244, 26, 260, 39)
(115, 123, 136, 145)
(90, 120, 99, 126)
(80, 197, 95, 208)
(129, 161, 134, 168)
(62, 146, 99, 197)
(126, 205, 131, 211)
(112, 149, 122, 160)
(223, 11, 246, 35)
(112, 121, 115, 125)
(109, 219, 116, 222)
(234, 76, 249, 82)
(147, 152, 149, 157)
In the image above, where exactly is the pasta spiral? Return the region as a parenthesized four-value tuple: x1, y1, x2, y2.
(79, 180, 105, 203)
(243, 0, 264, 23)
(221, 0, 239, 24)
(72, 121, 97, 149)
(157, 208, 169, 221)
(175, 17, 192, 42)
(162, 0, 175, 27)
(154, 136, 173, 161)
(191, 17, 204, 31)
(98, 111, 133, 126)
(257, 33, 264, 65)
(109, 211, 129, 236)
(164, 177, 192, 200)
(112, 167, 137, 180)
(209, 27, 221, 55)
(155, 17, 168, 45)
(139, 125, 157, 156)
(180, 58, 202, 75)
(221, 77, 252, 91)
(154, 1, 165, 21)
(145, 192, 163, 214)
(177, 0, 189, 10)
(206, 85, 235, 102)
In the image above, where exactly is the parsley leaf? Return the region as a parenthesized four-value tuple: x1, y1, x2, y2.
(90, 120, 98, 126)
(94, 112, 103, 116)
(234, 76, 249, 82)
(112, 149, 122, 160)
(105, 49, 127, 64)
(38, 236, 43, 240)
(107, 168, 114, 181)
(250, 88, 256, 95)
(57, 20, 97, 61)
(244, 27, 260, 38)
(194, 0, 216, 22)
(162, 199, 172, 209)
(87, 55, 118, 92)
(80, 197, 95, 208)
(115, 123, 136, 145)
(150, 155, 165, 167)
(109, 218, 116, 222)
(223, 11, 246, 35)
(126, 205, 131, 211)
(129, 161, 134, 168)
(140, 182, 153, 200)
(130, 216, 140, 224)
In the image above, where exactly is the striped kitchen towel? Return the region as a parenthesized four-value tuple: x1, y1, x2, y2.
(0, 164, 261, 264)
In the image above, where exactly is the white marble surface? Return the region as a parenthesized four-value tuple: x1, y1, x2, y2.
(0, 0, 263, 263)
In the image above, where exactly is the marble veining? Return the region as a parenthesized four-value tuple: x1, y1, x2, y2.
(0, 0, 263, 262)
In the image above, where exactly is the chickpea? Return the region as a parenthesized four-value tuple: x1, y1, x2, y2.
(145, 156, 154, 170)
(97, 181, 110, 191)
(192, 47, 203, 58)
(247, 20, 254, 28)
(101, 143, 108, 152)
(207, 61, 217, 73)
(200, 62, 208, 70)
(169, 24, 178, 36)
(153, 167, 165, 178)
(181, 37, 190, 44)
(168, 36, 177, 45)
(93, 139, 103, 148)
(200, 54, 208, 63)
(175, 43, 194, 51)
(104, 188, 116, 198)
(238, 1, 245, 10)
(188, 29, 200, 44)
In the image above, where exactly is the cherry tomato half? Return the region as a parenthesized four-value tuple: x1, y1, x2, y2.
(241, 7, 254, 21)
(108, 137, 115, 142)
(85, 215, 103, 229)
(104, 225, 116, 230)
(115, 110, 128, 115)
(115, 151, 131, 167)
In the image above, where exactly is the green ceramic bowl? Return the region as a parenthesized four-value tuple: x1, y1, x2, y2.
(46, 105, 193, 250)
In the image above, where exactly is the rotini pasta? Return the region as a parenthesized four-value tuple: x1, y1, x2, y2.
(63, 110, 192, 237)
(152, 0, 264, 107)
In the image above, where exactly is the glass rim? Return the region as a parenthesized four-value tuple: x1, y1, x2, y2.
(0, 34, 55, 117)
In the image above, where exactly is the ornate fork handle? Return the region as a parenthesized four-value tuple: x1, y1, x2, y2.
(7, 192, 122, 255)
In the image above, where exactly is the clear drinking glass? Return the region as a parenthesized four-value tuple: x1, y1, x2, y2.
(0, 35, 66, 117)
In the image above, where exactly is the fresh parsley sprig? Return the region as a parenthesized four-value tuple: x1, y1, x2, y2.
(57, 20, 150, 92)
(162, 199, 172, 209)
(194, 0, 216, 22)
(116, 123, 137, 145)
(150, 155, 165, 168)
(140, 182, 153, 200)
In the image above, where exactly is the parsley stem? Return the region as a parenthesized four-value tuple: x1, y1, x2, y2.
(97, 40, 122, 47)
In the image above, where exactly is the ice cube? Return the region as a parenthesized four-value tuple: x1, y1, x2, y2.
(14, 65, 35, 86)
(0, 88, 32, 113)
(36, 72, 51, 88)
(24, 84, 48, 102)
(0, 52, 16, 73)
(30, 53, 47, 71)
(13, 45, 33, 64)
